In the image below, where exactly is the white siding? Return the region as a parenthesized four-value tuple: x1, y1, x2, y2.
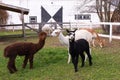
(1, 0, 100, 24)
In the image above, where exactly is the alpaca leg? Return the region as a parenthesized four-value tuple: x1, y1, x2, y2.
(12, 61, 17, 72)
(85, 54, 88, 62)
(92, 39, 96, 47)
(72, 56, 78, 72)
(85, 47, 91, 62)
(88, 54, 92, 66)
(11, 56, 17, 72)
(7, 57, 16, 73)
(22, 55, 29, 68)
(67, 53, 71, 64)
(7, 59, 14, 73)
(29, 55, 34, 69)
(67, 48, 71, 64)
(85, 50, 92, 66)
(74, 56, 79, 72)
(80, 53, 85, 67)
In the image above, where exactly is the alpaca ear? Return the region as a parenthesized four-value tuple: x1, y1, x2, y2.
(74, 29, 77, 32)
(66, 29, 70, 33)
(55, 32, 60, 35)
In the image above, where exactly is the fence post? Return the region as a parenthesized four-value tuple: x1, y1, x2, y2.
(21, 11, 25, 37)
(39, 23, 42, 32)
(109, 23, 112, 42)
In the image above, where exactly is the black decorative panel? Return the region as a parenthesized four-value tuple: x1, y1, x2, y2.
(41, 6, 51, 26)
(41, 6, 63, 27)
(53, 7, 63, 27)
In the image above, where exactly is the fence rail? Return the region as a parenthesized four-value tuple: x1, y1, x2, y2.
(71, 22, 120, 43)
(0, 22, 120, 42)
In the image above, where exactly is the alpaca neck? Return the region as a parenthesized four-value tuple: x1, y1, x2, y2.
(94, 32, 102, 44)
(34, 38, 45, 51)
(58, 32, 65, 41)
(58, 32, 69, 46)
(69, 40, 75, 54)
(38, 39, 45, 48)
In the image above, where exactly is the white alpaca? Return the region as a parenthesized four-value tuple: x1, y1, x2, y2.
(51, 29, 94, 63)
(42, 26, 53, 36)
(51, 29, 71, 63)
(80, 28, 104, 48)
(75, 29, 93, 47)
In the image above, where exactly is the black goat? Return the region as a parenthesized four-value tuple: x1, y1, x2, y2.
(66, 29, 92, 72)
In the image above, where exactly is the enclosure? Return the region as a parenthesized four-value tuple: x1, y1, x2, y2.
(0, 0, 120, 79)
(0, 29, 120, 80)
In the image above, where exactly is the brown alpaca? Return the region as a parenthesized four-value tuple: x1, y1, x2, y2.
(4, 31, 47, 74)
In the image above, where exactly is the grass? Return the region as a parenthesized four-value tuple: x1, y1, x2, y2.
(0, 30, 120, 80)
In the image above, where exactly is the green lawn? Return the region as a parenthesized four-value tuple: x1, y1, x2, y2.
(0, 30, 120, 80)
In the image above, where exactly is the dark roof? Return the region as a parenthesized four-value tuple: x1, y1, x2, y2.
(0, 2, 29, 14)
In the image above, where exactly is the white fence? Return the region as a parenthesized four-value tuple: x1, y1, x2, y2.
(2, 22, 120, 42)
(69, 22, 120, 43)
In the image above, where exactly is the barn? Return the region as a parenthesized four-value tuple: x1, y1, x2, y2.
(1, 0, 100, 26)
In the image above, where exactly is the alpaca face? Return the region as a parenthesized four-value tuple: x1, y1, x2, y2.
(68, 32, 75, 42)
(99, 39, 105, 48)
(39, 32, 47, 40)
(66, 29, 77, 42)
(51, 29, 61, 37)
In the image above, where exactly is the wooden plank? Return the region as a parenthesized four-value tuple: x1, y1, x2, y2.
(0, 24, 22, 27)
(0, 3, 29, 14)
(25, 25, 39, 33)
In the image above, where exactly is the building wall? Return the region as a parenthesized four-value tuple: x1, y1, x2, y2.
(1, 0, 100, 24)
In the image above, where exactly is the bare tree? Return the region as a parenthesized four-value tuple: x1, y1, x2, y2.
(77, 0, 120, 33)
(76, 0, 112, 33)
(111, 0, 120, 34)
(94, 0, 120, 33)
(95, 0, 112, 33)
(76, 0, 95, 13)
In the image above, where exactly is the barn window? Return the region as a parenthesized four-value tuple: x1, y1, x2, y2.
(29, 16, 37, 23)
(75, 14, 91, 20)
